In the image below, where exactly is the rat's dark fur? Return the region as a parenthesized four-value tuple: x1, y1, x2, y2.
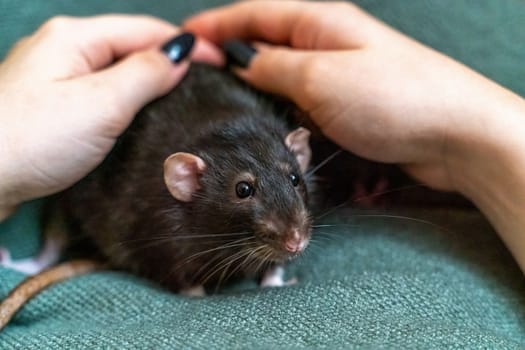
(60, 64, 312, 292)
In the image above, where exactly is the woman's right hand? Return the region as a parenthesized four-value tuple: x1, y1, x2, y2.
(185, 1, 525, 193)
(0, 15, 221, 220)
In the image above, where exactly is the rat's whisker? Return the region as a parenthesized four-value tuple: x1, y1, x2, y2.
(349, 213, 455, 234)
(113, 232, 252, 254)
(262, 251, 275, 273)
(111, 236, 176, 253)
(243, 246, 268, 273)
(164, 242, 256, 287)
(176, 237, 256, 268)
(114, 234, 175, 244)
(314, 183, 428, 221)
(183, 242, 254, 264)
(253, 249, 273, 275)
(200, 247, 256, 287)
(215, 248, 251, 292)
(351, 183, 426, 204)
(305, 149, 344, 178)
(195, 245, 252, 280)
(310, 234, 336, 245)
(197, 252, 239, 285)
(314, 201, 354, 221)
(312, 223, 359, 228)
(169, 232, 252, 240)
(217, 246, 260, 287)
(223, 245, 266, 284)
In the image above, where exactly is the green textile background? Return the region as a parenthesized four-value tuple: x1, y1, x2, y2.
(1, 0, 525, 348)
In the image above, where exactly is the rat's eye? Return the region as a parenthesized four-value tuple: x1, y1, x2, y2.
(236, 181, 254, 198)
(290, 173, 300, 187)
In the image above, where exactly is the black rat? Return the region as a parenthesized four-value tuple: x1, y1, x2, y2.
(0, 60, 470, 330)
(61, 62, 313, 291)
(0, 62, 313, 328)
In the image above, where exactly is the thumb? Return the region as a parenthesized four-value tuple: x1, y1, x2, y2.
(79, 48, 188, 123)
(225, 41, 321, 112)
(71, 33, 198, 136)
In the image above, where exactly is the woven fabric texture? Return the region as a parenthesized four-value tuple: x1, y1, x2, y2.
(1, 0, 525, 348)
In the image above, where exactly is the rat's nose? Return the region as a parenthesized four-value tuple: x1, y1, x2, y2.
(285, 230, 308, 253)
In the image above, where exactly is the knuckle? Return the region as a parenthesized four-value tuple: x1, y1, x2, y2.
(132, 14, 163, 24)
(329, 1, 359, 13)
(39, 16, 75, 34)
(8, 35, 30, 53)
(134, 50, 168, 70)
(298, 56, 328, 102)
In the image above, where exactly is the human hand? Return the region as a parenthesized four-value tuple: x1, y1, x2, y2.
(184, 1, 524, 193)
(0, 15, 222, 218)
(185, 1, 525, 273)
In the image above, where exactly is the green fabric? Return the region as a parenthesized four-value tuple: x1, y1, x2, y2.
(1, 0, 525, 348)
(0, 200, 42, 259)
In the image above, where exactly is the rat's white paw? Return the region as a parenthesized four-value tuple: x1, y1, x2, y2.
(180, 285, 206, 297)
(260, 266, 298, 288)
(0, 247, 46, 275)
(0, 234, 64, 275)
(0, 247, 13, 265)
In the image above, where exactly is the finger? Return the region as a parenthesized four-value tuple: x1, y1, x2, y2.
(24, 15, 180, 78)
(70, 48, 190, 137)
(231, 43, 324, 113)
(184, 0, 375, 49)
(191, 38, 225, 66)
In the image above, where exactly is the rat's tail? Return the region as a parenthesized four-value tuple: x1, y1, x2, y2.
(0, 259, 101, 332)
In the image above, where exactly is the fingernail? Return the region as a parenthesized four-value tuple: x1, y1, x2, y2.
(223, 40, 257, 68)
(161, 32, 195, 63)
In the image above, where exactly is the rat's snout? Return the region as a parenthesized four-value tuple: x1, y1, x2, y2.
(255, 217, 311, 260)
(285, 229, 308, 254)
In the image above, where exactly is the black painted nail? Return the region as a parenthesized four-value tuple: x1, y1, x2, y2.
(223, 40, 257, 68)
(161, 32, 195, 63)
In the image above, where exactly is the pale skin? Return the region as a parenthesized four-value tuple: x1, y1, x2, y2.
(0, 15, 222, 220)
(183, 0, 525, 273)
(1, 3, 525, 274)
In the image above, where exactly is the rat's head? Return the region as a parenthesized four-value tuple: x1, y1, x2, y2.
(163, 119, 312, 264)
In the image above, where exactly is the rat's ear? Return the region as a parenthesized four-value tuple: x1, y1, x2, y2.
(164, 152, 207, 202)
(285, 127, 312, 174)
